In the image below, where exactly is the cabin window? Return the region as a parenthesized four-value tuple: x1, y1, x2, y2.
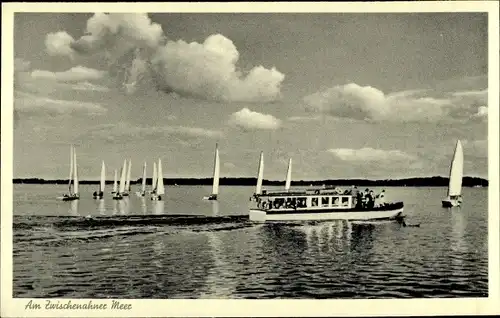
(321, 197, 330, 207)
(312, 197, 318, 207)
(273, 198, 285, 209)
(332, 197, 339, 206)
(341, 196, 349, 206)
(297, 197, 307, 208)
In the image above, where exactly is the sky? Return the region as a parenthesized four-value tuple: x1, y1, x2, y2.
(12, 12, 488, 180)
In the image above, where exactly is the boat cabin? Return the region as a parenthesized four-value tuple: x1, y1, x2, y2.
(255, 188, 354, 211)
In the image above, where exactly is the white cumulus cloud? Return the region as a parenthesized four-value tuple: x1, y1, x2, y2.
(45, 13, 285, 102)
(45, 31, 76, 58)
(304, 82, 487, 122)
(228, 108, 281, 130)
(328, 147, 415, 162)
(31, 66, 107, 82)
(15, 91, 107, 115)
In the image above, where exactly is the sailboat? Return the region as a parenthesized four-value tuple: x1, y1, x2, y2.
(136, 162, 147, 197)
(113, 160, 127, 200)
(203, 143, 220, 201)
(123, 159, 132, 196)
(150, 162, 158, 195)
(152, 159, 164, 201)
(93, 161, 105, 199)
(111, 169, 118, 195)
(58, 145, 79, 201)
(285, 158, 292, 192)
(250, 151, 264, 201)
(442, 140, 464, 207)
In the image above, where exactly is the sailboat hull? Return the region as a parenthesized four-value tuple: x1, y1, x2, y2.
(58, 195, 79, 201)
(442, 198, 462, 208)
(203, 194, 218, 201)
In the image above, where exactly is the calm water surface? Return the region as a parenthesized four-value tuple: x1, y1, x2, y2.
(13, 185, 488, 298)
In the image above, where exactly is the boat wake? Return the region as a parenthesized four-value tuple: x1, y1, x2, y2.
(13, 214, 253, 247)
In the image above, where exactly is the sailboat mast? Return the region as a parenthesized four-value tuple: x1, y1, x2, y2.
(152, 162, 158, 192)
(256, 151, 264, 195)
(157, 158, 165, 195)
(126, 159, 132, 192)
(68, 145, 74, 194)
(141, 162, 147, 193)
(285, 158, 292, 191)
(447, 140, 464, 197)
(119, 160, 127, 194)
(113, 169, 118, 193)
(212, 144, 220, 195)
(73, 147, 79, 195)
(100, 161, 105, 192)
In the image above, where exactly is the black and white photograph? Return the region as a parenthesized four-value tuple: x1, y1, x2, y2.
(2, 1, 499, 317)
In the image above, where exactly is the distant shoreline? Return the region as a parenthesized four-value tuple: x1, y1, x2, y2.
(12, 176, 488, 187)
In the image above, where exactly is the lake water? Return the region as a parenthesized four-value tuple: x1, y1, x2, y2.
(12, 185, 488, 298)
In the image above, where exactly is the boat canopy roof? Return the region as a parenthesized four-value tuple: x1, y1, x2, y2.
(256, 186, 353, 198)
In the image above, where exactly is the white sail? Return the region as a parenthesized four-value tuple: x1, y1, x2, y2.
(100, 161, 106, 192)
(157, 158, 165, 195)
(68, 145, 74, 194)
(255, 151, 264, 195)
(113, 169, 118, 193)
(152, 162, 158, 192)
(285, 158, 292, 191)
(73, 147, 79, 195)
(212, 144, 220, 195)
(125, 159, 132, 192)
(119, 160, 127, 194)
(141, 162, 147, 193)
(448, 140, 464, 197)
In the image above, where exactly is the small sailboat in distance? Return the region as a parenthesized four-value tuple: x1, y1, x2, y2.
(250, 151, 264, 201)
(136, 162, 147, 197)
(285, 158, 292, 192)
(150, 162, 158, 195)
(152, 159, 164, 201)
(442, 140, 464, 208)
(58, 145, 79, 201)
(111, 169, 118, 195)
(113, 160, 127, 200)
(123, 159, 132, 196)
(93, 161, 105, 199)
(203, 143, 220, 201)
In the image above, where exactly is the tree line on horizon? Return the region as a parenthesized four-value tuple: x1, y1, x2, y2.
(12, 176, 489, 187)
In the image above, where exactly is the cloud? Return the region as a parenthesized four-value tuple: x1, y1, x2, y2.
(45, 13, 285, 102)
(328, 147, 416, 162)
(67, 81, 110, 92)
(228, 108, 281, 130)
(45, 31, 76, 58)
(474, 106, 488, 119)
(85, 123, 223, 141)
(304, 83, 487, 122)
(287, 115, 322, 122)
(15, 91, 107, 115)
(31, 66, 107, 82)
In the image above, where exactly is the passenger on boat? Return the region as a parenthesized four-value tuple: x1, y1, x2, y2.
(355, 191, 363, 209)
(367, 191, 375, 209)
(376, 190, 386, 207)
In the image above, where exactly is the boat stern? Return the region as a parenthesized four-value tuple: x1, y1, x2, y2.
(249, 209, 267, 222)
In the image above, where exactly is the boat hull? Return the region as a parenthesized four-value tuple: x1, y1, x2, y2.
(249, 202, 404, 222)
(58, 196, 79, 201)
(442, 199, 461, 208)
(203, 194, 218, 201)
